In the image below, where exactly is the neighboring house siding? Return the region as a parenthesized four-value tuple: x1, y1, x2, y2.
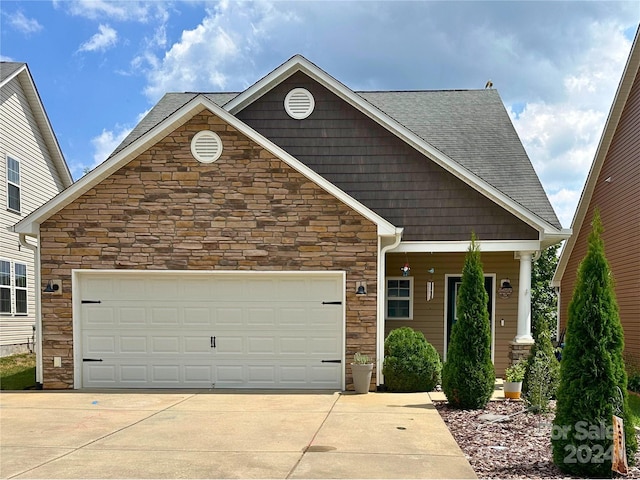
(559, 67, 640, 362)
(0, 75, 65, 353)
(385, 252, 519, 377)
(237, 71, 539, 242)
(38, 111, 379, 389)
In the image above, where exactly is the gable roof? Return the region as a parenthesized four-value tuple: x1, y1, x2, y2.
(12, 94, 399, 237)
(0, 62, 73, 188)
(553, 27, 640, 285)
(110, 55, 565, 242)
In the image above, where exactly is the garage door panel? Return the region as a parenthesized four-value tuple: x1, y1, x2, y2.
(151, 336, 180, 353)
(183, 307, 211, 326)
(150, 307, 180, 325)
(84, 364, 117, 384)
(215, 307, 243, 327)
(84, 306, 115, 326)
(121, 365, 147, 382)
(120, 307, 147, 325)
(79, 272, 344, 389)
(120, 336, 147, 353)
(183, 336, 211, 353)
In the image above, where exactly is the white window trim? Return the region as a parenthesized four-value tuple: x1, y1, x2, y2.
(14, 262, 28, 315)
(385, 276, 414, 320)
(7, 156, 21, 213)
(0, 259, 11, 315)
(0, 259, 29, 316)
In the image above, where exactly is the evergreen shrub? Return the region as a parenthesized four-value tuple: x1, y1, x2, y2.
(383, 327, 441, 392)
(552, 212, 637, 476)
(441, 234, 495, 409)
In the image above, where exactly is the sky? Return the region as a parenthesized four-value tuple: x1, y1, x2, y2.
(1, 1, 639, 228)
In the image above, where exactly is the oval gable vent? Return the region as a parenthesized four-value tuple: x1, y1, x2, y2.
(191, 130, 223, 163)
(284, 88, 315, 120)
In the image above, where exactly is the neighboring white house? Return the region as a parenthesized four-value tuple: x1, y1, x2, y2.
(0, 62, 73, 356)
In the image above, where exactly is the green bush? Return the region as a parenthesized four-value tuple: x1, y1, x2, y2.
(383, 327, 441, 392)
(628, 372, 640, 394)
(552, 212, 637, 476)
(441, 234, 495, 409)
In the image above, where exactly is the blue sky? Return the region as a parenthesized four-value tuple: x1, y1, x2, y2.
(1, 1, 639, 228)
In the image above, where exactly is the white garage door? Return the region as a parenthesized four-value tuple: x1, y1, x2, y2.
(76, 271, 345, 389)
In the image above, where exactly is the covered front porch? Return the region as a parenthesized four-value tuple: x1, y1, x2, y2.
(380, 241, 537, 378)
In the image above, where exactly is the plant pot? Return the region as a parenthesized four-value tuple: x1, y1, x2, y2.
(504, 381, 523, 399)
(351, 363, 374, 394)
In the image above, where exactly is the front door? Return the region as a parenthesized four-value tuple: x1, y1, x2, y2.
(445, 275, 494, 362)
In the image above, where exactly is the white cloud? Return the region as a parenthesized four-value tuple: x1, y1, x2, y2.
(139, 2, 299, 100)
(0, 55, 15, 62)
(59, 0, 165, 23)
(510, 21, 632, 227)
(7, 10, 43, 34)
(78, 24, 118, 53)
(87, 109, 151, 173)
(89, 125, 132, 169)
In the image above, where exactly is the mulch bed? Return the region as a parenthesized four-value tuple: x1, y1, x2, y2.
(434, 400, 640, 479)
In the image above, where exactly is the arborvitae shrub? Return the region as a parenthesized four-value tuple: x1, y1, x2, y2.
(552, 212, 637, 476)
(383, 327, 441, 392)
(523, 316, 559, 412)
(441, 234, 495, 409)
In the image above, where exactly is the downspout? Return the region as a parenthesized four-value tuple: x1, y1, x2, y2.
(19, 233, 42, 388)
(376, 228, 403, 387)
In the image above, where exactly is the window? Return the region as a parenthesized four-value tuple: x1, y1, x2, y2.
(386, 277, 413, 319)
(14, 263, 27, 314)
(0, 261, 28, 315)
(0, 261, 10, 314)
(7, 157, 21, 213)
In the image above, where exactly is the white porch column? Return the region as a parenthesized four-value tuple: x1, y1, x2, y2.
(514, 251, 534, 344)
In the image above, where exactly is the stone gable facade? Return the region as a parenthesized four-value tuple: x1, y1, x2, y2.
(39, 111, 379, 389)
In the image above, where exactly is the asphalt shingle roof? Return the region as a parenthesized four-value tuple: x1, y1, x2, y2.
(0, 62, 25, 83)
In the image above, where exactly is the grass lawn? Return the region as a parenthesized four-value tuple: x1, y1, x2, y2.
(0, 353, 36, 390)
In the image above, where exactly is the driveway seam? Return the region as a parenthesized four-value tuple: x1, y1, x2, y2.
(285, 392, 342, 479)
(5, 393, 198, 479)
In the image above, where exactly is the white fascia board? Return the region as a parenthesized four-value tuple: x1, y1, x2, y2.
(391, 240, 543, 253)
(14, 95, 397, 237)
(225, 55, 560, 235)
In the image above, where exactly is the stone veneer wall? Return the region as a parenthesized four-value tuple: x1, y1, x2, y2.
(39, 111, 379, 389)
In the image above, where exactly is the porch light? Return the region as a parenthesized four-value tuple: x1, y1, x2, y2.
(499, 279, 513, 298)
(356, 281, 367, 295)
(43, 280, 58, 293)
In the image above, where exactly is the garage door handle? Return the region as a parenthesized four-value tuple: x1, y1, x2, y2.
(322, 301, 342, 305)
(321, 359, 342, 363)
(211, 336, 216, 348)
(83, 358, 103, 362)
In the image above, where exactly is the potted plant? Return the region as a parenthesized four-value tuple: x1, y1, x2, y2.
(504, 359, 526, 399)
(351, 352, 374, 394)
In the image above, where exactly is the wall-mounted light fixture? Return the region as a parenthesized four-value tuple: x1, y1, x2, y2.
(499, 278, 513, 299)
(44, 279, 62, 295)
(356, 281, 367, 296)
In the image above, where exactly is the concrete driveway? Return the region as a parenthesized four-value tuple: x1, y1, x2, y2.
(0, 390, 476, 479)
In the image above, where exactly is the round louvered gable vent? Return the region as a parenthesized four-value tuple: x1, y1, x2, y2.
(284, 88, 315, 119)
(191, 130, 223, 163)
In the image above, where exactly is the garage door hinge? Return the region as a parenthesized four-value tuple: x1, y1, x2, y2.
(81, 300, 102, 304)
(322, 301, 342, 305)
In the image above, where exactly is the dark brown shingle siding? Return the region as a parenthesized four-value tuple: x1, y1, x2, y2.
(237, 72, 539, 242)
